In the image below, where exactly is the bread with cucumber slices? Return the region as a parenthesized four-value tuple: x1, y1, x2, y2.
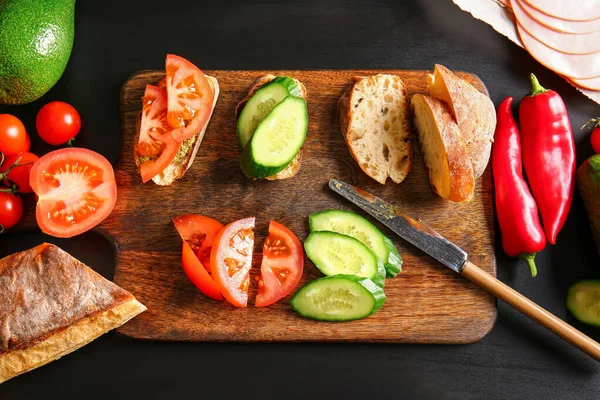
(427, 64, 496, 178)
(338, 74, 412, 185)
(236, 74, 307, 180)
(410, 94, 474, 203)
(134, 75, 220, 186)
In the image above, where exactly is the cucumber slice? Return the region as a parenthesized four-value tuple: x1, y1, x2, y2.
(237, 76, 302, 148)
(308, 209, 403, 277)
(566, 280, 600, 327)
(240, 96, 308, 178)
(304, 231, 386, 287)
(290, 275, 386, 321)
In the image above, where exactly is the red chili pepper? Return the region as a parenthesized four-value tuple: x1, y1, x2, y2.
(493, 97, 546, 276)
(519, 74, 576, 245)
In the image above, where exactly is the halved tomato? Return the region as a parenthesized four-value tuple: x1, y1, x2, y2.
(181, 241, 223, 301)
(256, 221, 304, 307)
(210, 217, 255, 307)
(173, 214, 224, 271)
(165, 54, 214, 142)
(136, 84, 181, 183)
(29, 148, 117, 238)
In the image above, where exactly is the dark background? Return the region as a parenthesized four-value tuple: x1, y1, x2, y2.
(1, 0, 600, 398)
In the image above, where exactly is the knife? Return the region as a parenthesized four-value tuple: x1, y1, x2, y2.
(329, 179, 600, 361)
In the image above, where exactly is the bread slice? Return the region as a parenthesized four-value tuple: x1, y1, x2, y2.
(427, 64, 496, 178)
(0, 244, 146, 383)
(338, 74, 412, 185)
(410, 94, 474, 203)
(134, 75, 220, 186)
(235, 74, 307, 180)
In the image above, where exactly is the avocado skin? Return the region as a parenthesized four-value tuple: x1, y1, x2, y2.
(577, 154, 600, 256)
(0, 0, 75, 105)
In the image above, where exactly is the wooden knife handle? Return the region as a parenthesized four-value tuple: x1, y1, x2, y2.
(461, 261, 600, 361)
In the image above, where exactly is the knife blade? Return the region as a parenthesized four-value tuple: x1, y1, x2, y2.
(329, 179, 600, 361)
(328, 179, 468, 273)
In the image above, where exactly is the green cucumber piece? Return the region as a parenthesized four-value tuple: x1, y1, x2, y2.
(308, 209, 403, 277)
(290, 275, 386, 321)
(304, 231, 386, 287)
(240, 96, 308, 178)
(566, 280, 600, 327)
(237, 76, 302, 148)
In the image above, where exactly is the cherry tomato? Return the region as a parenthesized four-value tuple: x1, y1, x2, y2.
(256, 220, 304, 307)
(36, 101, 82, 145)
(0, 192, 23, 231)
(30, 148, 117, 238)
(0, 152, 39, 193)
(592, 127, 600, 154)
(0, 114, 30, 156)
(211, 217, 255, 307)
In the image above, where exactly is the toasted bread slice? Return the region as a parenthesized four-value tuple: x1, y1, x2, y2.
(236, 74, 307, 180)
(427, 64, 496, 178)
(410, 94, 474, 203)
(338, 74, 412, 185)
(0, 244, 146, 383)
(134, 75, 220, 186)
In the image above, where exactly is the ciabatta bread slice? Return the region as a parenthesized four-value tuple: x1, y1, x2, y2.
(427, 64, 496, 178)
(235, 74, 307, 180)
(0, 244, 146, 383)
(410, 94, 474, 203)
(338, 74, 411, 184)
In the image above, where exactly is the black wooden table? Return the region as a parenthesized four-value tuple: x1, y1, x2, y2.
(1, 1, 599, 399)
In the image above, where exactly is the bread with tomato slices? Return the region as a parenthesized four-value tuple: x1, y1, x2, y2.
(134, 55, 220, 186)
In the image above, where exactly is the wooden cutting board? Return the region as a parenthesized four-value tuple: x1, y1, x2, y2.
(106, 69, 496, 343)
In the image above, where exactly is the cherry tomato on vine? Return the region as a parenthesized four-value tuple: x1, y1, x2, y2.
(0, 152, 39, 193)
(36, 101, 82, 145)
(0, 114, 30, 156)
(0, 192, 23, 231)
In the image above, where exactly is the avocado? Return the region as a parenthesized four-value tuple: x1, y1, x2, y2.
(577, 154, 600, 256)
(0, 0, 75, 105)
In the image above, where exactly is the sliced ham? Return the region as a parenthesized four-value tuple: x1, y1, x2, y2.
(523, 0, 600, 22)
(513, 0, 600, 54)
(567, 76, 600, 91)
(519, 0, 600, 34)
(517, 22, 600, 79)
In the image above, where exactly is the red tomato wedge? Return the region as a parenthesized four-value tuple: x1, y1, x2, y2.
(136, 84, 181, 183)
(256, 221, 304, 307)
(210, 217, 255, 307)
(165, 54, 214, 142)
(29, 148, 117, 238)
(173, 214, 224, 271)
(181, 241, 223, 301)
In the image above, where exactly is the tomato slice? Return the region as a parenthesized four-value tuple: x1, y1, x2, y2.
(136, 84, 181, 183)
(181, 241, 223, 301)
(256, 221, 304, 307)
(165, 54, 214, 142)
(210, 217, 255, 307)
(173, 214, 224, 271)
(29, 148, 117, 238)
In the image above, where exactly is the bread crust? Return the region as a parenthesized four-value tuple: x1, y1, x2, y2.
(236, 74, 307, 180)
(133, 75, 220, 186)
(338, 74, 412, 184)
(0, 244, 146, 383)
(427, 64, 496, 178)
(411, 94, 474, 203)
